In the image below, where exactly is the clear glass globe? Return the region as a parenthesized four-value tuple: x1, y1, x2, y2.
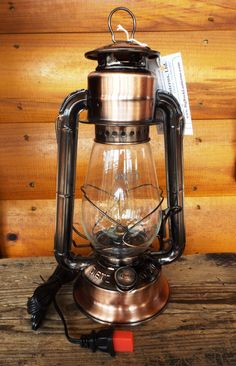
(81, 142, 162, 259)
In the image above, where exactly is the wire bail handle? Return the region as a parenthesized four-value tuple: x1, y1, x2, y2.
(108, 7, 136, 43)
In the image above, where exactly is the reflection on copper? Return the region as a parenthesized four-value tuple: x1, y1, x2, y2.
(88, 71, 155, 123)
(74, 269, 169, 325)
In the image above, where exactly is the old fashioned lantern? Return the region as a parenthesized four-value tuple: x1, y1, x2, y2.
(28, 7, 185, 352)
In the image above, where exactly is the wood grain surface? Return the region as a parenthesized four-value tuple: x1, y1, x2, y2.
(0, 0, 236, 33)
(0, 253, 235, 365)
(0, 196, 235, 258)
(0, 120, 235, 200)
(0, 31, 236, 122)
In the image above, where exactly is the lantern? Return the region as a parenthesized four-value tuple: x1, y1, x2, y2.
(53, 7, 185, 324)
(28, 7, 185, 338)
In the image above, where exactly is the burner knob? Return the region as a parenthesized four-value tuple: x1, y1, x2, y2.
(114, 266, 137, 291)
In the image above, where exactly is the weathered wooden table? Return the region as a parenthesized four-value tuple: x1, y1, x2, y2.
(0, 253, 235, 366)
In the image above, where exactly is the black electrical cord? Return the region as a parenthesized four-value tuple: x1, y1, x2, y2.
(27, 268, 133, 356)
(52, 295, 131, 356)
(27, 264, 77, 330)
(27, 226, 133, 355)
(52, 295, 81, 345)
(27, 228, 88, 330)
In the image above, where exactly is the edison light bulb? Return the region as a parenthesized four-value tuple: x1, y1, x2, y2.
(81, 141, 162, 260)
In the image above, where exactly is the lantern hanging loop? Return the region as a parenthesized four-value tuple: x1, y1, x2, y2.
(108, 6, 136, 43)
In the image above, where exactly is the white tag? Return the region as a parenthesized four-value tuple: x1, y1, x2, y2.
(154, 52, 193, 135)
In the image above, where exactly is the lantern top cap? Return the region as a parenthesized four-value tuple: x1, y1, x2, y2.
(85, 41, 160, 61)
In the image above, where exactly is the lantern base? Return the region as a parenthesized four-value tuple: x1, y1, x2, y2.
(73, 257, 169, 325)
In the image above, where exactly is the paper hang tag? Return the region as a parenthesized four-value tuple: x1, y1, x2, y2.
(153, 52, 193, 135)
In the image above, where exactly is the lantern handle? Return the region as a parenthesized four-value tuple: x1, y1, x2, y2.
(54, 89, 95, 271)
(108, 7, 136, 43)
(151, 90, 186, 264)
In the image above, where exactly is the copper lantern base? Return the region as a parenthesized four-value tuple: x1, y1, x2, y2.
(73, 258, 170, 325)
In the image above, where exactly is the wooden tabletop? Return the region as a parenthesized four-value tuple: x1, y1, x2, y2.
(1, 253, 235, 366)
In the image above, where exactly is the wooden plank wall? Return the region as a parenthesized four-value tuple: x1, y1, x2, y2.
(0, 1, 235, 257)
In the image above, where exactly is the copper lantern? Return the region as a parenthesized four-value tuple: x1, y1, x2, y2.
(28, 7, 185, 334)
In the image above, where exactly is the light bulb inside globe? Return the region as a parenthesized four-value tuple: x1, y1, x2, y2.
(81, 141, 162, 260)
